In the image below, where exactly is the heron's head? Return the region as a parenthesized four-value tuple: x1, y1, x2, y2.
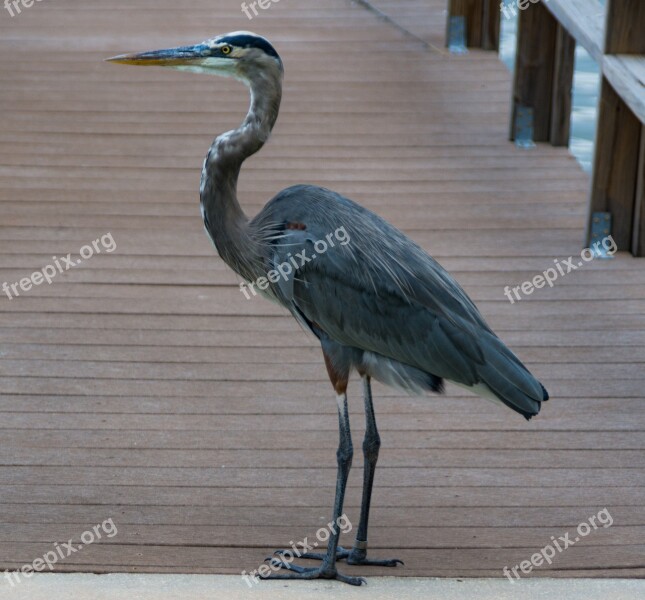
(107, 31, 283, 83)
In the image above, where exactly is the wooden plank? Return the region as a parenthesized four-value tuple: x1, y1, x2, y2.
(0, 544, 642, 578)
(0, 465, 641, 488)
(0, 524, 639, 551)
(3, 448, 645, 470)
(3, 483, 643, 509)
(3, 428, 644, 451)
(1, 504, 642, 527)
(0, 410, 642, 432)
(3, 342, 645, 364)
(3, 375, 645, 401)
(3, 325, 645, 349)
(2, 358, 645, 381)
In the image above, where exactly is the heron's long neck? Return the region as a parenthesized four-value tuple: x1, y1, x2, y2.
(200, 66, 283, 276)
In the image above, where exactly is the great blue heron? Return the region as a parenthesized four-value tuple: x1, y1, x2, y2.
(108, 32, 549, 586)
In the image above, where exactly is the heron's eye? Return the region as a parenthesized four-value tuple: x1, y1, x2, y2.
(221, 45, 232, 55)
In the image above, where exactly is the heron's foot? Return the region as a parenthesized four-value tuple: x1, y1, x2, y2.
(274, 546, 404, 567)
(261, 556, 366, 586)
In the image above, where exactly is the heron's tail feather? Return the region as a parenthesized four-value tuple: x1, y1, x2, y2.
(477, 333, 549, 420)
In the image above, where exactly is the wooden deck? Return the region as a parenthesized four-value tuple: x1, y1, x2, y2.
(1, 0, 644, 579)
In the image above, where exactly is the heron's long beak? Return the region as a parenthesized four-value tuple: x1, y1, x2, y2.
(106, 44, 210, 67)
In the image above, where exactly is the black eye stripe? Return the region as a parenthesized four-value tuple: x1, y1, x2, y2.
(215, 34, 279, 59)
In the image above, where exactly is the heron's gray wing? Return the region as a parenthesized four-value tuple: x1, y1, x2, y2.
(252, 184, 546, 417)
(265, 224, 476, 381)
(266, 223, 545, 417)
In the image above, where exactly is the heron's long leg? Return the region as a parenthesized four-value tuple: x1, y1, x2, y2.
(261, 391, 364, 585)
(353, 375, 379, 549)
(341, 375, 402, 566)
(272, 376, 403, 569)
(324, 392, 354, 565)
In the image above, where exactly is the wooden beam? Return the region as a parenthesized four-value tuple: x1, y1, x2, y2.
(603, 55, 645, 125)
(550, 23, 576, 146)
(449, 0, 483, 48)
(588, 78, 642, 252)
(448, 0, 500, 50)
(605, 0, 645, 54)
(631, 127, 645, 256)
(510, 2, 558, 142)
(541, 0, 605, 62)
(482, 0, 501, 52)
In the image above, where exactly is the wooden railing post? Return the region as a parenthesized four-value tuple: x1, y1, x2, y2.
(587, 0, 645, 255)
(499, 0, 645, 255)
(631, 127, 645, 255)
(605, 0, 645, 54)
(550, 24, 576, 146)
(510, 2, 574, 144)
(588, 80, 642, 251)
(447, 0, 500, 51)
(482, 0, 501, 51)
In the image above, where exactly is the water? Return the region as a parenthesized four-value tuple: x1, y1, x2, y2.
(499, 3, 602, 172)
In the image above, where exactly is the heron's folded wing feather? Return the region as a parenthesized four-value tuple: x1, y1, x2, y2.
(253, 185, 545, 411)
(269, 229, 483, 386)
